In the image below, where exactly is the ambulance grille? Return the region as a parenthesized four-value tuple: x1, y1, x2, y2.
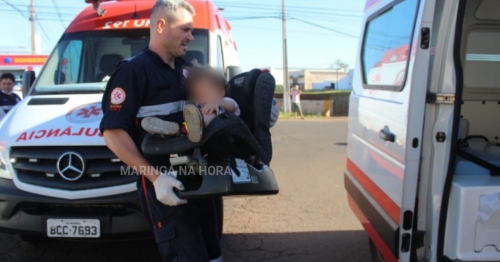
(27, 98, 69, 105)
(10, 146, 137, 190)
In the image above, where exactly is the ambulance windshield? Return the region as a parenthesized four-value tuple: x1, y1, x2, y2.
(33, 29, 208, 94)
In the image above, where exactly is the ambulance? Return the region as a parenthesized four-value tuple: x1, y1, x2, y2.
(345, 0, 500, 261)
(0, 0, 238, 241)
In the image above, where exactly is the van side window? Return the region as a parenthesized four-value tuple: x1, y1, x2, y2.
(60, 40, 83, 84)
(217, 36, 225, 69)
(361, 0, 419, 91)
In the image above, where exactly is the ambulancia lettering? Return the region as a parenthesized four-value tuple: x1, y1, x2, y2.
(16, 127, 103, 142)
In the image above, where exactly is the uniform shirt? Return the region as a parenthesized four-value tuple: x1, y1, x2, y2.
(99, 47, 189, 167)
(0, 92, 21, 113)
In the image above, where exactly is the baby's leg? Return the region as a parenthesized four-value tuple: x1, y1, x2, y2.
(141, 117, 179, 137)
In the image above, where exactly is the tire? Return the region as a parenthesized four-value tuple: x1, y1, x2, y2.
(369, 238, 386, 262)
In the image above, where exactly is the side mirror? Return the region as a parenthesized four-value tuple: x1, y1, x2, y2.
(226, 66, 241, 81)
(22, 71, 36, 97)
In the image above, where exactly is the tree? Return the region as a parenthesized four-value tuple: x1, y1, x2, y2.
(334, 59, 349, 73)
(333, 60, 349, 88)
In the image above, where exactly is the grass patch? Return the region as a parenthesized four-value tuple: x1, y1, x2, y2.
(274, 90, 351, 95)
(274, 90, 351, 100)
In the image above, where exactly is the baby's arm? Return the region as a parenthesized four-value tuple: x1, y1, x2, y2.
(221, 97, 241, 116)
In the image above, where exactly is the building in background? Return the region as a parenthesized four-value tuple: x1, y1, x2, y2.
(262, 67, 353, 91)
(0, 52, 48, 98)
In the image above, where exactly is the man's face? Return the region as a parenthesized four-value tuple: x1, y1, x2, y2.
(164, 8, 194, 57)
(0, 79, 14, 93)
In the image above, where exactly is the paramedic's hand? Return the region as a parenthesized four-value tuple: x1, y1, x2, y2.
(153, 172, 187, 206)
(270, 105, 279, 128)
(202, 103, 219, 115)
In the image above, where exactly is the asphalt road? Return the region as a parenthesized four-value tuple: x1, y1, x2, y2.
(0, 118, 371, 262)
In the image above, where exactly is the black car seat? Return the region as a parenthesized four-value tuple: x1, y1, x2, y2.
(227, 69, 275, 165)
(96, 54, 124, 82)
(140, 69, 279, 199)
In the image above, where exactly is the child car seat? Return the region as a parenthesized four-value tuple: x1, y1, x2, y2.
(140, 69, 279, 199)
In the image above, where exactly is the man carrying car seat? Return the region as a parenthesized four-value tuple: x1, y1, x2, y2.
(99, 1, 278, 261)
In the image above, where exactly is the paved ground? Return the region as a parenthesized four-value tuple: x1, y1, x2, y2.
(0, 118, 371, 262)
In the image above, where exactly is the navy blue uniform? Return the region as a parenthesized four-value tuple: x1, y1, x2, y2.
(0, 92, 21, 113)
(99, 47, 221, 262)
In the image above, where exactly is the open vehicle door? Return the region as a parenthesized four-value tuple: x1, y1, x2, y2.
(345, 0, 436, 261)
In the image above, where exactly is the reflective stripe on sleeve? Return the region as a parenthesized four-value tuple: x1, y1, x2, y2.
(136, 100, 188, 118)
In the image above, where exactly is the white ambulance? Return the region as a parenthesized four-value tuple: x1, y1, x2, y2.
(0, 0, 238, 241)
(345, 0, 500, 261)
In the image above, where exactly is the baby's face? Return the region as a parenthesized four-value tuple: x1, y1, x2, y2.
(190, 78, 225, 104)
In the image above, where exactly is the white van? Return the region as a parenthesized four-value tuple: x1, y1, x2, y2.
(345, 0, 500, 261)
(0, 0, 238, 241)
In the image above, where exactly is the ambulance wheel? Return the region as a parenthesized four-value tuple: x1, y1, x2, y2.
(369, 238, 386, 262)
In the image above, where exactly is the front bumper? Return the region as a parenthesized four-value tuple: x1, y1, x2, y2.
(0, 178, 151, 240)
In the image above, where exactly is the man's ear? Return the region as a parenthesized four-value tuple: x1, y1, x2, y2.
(156, 18, 166, 34)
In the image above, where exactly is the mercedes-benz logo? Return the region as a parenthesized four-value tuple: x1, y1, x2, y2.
(57, 152, 86, 181)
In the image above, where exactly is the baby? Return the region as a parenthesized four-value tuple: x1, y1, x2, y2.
(141, 66, 240, 143)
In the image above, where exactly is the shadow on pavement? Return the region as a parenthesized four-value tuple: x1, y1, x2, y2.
(1, 230, 369, 262)
(0, 234, 161, 262)
(222, 230, 370, 262)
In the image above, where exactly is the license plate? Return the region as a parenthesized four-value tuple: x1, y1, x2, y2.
(47, 219, 100, 238)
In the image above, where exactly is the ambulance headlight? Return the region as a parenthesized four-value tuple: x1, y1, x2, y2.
(0, 143, 12, 179)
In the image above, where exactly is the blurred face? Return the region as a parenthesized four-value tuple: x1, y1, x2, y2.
(190, 78, 225, 105)
(160, 8, 194, 57)
(0, 78, 14, 93)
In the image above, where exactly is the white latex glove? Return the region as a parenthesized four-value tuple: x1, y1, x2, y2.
(153, 171, 187, 206)
(270, 105, 279, 128)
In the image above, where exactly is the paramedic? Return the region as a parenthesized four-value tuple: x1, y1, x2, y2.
(99, 1, 223, 261)
(0, 73, 21, 114)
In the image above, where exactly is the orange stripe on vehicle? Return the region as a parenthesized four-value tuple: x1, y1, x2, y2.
(348, 194, 398, 262)
(346, 158, 401, 223)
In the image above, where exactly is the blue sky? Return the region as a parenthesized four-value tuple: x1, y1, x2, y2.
(0, 0, 366, 71)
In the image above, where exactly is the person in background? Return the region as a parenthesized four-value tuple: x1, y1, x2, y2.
(0, 73, 22, 114)
(290, 84, 304, 119)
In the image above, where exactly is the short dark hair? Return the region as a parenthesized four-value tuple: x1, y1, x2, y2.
(0, 73, 15, 83)
(186, 66, 229, 94)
